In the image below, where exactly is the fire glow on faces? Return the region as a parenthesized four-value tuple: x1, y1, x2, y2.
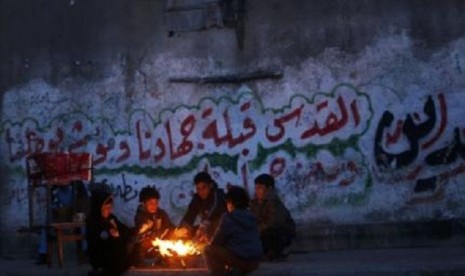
(195, 181, 211, 200)
(144, 198, 159, 214)
(101, 202, 112, 219)
(226, 201, 234, 212)
(254, 183, 268, 201)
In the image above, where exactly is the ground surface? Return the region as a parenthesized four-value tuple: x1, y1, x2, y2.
(2, 246, 465, 275)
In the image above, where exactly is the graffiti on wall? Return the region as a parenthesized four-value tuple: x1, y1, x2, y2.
(3, 79, 465, 225)
(1, 84, 373, 218)
(5, 179, 29, 206)
(1, 177, 47, 228)
(2, 84, 370, 168)
(372, 92, 465, 204)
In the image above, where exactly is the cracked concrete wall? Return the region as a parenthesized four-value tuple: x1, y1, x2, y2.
(2, 0, 465, 255)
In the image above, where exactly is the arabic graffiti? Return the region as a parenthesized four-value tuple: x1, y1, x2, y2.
(424, 128, 465, 166)
(5, 179, 29, 206)
(2, 84, 371, 173)
(372, 92, 465, 204)
(374, 95, 443, 169)
(0, 84, 372, 221)
(2, 177, 46, 220)
(106, 174, 139, 203)
(270, 149, 370, 211)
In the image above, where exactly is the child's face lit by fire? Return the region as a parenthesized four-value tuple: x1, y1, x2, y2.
(101, 202, 113, 219)
(254, 183, 268, 201)
(226, 201, 234, 212)
(195, 181, 211, 200)
(144, 198, 159, 214)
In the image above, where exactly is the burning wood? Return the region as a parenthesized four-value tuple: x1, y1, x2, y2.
(151, 238, 201, 257)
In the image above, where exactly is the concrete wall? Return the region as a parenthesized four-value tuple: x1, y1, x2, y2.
(2, 0, 465, 252)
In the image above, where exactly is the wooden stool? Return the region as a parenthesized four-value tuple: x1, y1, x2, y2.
(49, 222, 85, 267)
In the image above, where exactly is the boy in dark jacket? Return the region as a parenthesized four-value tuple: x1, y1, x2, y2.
(204, 186, 262, 275)
(86, 188, 131, 276)
(250, 174, 296, 261)
(133, 186, 180, 266)
(179, 172, 227, 242)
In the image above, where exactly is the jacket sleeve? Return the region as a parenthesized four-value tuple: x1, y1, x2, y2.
(180, 195, 199, 228)
(210, 195, 227, 227)
(134, 206, 144, 229)
(113, 216, 132, 242)
(134, 211, 147, 233)
(262, 199, 290, 231)
(160, 209, 175, 230)
(258, 200, 274, 231)
(210, 213, 231, 246)
(256, 199, 281, 231)
(133, 212, 148, 242)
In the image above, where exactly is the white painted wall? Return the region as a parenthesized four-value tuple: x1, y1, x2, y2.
(2, 34, 465, 230)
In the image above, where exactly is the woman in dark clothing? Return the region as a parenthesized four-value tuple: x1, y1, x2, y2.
(179, 172, 227, 242)
(204, 186, 263, 275)
(86, 188, 131, 276)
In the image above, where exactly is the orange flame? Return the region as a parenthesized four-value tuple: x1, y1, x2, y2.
(151, 238, 200, 257)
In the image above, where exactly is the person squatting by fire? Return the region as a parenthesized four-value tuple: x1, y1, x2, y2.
(178, 172, 228, 242)
(204, 185, 263, 275)
(133, 186, 186, 266)
(251, 174, 296, 261)
(132, 171, 229, 268)
(85, 172, 295, 275)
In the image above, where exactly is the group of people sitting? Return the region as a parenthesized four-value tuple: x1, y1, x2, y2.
(84, 172, 295, 276)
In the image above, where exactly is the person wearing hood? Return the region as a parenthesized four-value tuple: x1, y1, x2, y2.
(178, 172, 227, 242)
(204, 186, 262, 275)
(250, 174, 296, 261)
(86, 187, 131, 276)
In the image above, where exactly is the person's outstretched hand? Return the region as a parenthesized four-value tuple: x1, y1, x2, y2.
(173, 227, 189, 238)
(139, 220, 153, 234)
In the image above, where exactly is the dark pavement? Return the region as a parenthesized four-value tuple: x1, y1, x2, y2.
(2, 246, 465, 275)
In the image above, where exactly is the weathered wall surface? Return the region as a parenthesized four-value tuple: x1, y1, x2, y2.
(2, 0, 465, 251)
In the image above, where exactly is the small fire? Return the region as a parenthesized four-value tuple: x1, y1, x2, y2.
(151, 238, 200, 257)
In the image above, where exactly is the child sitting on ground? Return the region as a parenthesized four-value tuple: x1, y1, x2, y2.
(86, 188, 131, 276)
(204, 186, 263, 275)
(133, 186, 183, 266)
